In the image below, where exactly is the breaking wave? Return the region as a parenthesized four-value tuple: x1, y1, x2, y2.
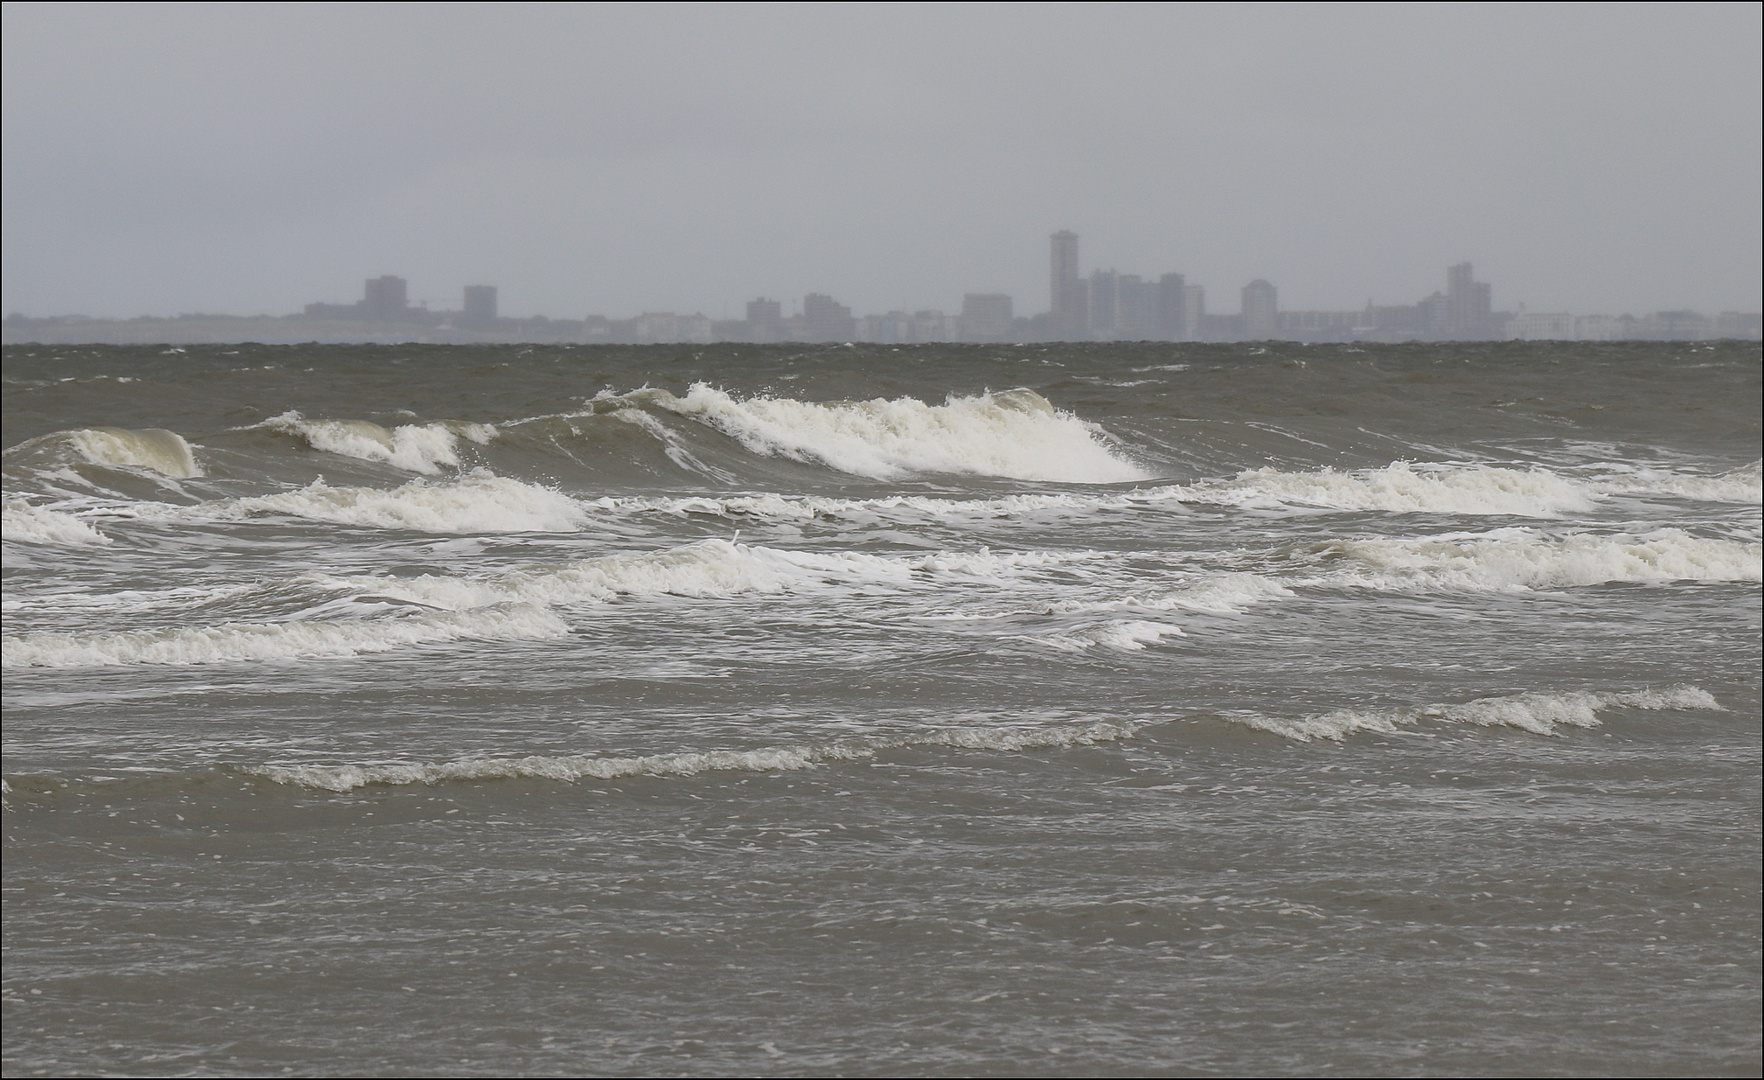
(1318, 528, 1762, 590)
(1230, 685, 1721, 742)
(214, 684, 1727, 788)
(1037, 619, 1187, 652)
(258, 411, 496, 473)
(2, 499, 111, 546)
(1, 604, 567, 668)
(619, 385, 1150, 483)
(1168, 462, 1598, 516)
(5, 427, 203, 478)
(248, 717, 1155, 791)
(309, 539, 1091, 614)
(1592, 461, 1763, 505)
(162, 470, 589, 534)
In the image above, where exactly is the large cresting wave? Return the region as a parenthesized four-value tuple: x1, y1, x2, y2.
(5, 427, 203, 479)
(619, 384, 1151, 483)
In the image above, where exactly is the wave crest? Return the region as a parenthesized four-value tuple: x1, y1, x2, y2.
(5, 427, 202, 478)
(2, 499, 111, 546)
(186, 471, 588, 534)
(259, 411, 495, 473)
(1323, 528, 1761, 590)
(248, 717, 1153, 792)
(1172, 462, 1596, 516)
(1232, 685, 1720, 742)
(1, 604, 567, 668)
(622, 384, 1149, 483)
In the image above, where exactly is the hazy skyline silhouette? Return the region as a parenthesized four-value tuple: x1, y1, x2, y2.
(3, 4, 1759, 319)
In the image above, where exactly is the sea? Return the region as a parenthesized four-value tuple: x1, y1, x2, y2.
(3, 340, 1760, 1077)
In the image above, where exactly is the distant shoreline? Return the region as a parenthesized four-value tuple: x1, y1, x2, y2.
(6, 314, 1758, 346)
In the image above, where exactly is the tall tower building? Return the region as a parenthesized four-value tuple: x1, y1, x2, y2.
(1242, 279, 1279, 339)
(1444, 262, 1493, 339)
(1089, 270, 1118, 337)
(1117, 275, 1158, 340)
(1049, 231, 1087, 340)
(1156, 273, 1187, 341)
(1181, 285, 1205, 342)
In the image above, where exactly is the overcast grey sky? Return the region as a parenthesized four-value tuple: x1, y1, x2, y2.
(3, 3, 1759, 319)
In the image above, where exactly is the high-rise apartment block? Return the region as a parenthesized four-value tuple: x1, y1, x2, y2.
(960, 294, 1014, 342)
(1157, 274, 1188, 341)
(803, 293, 857, 341)
(1242, 279, 1278, 339)
(1444, 262, 1493, 338)
(461, 285, 497, 328)
(1050, 231, 1088, 340)
(362, 276, 408, 321)
(1088, 270, 1118, 336)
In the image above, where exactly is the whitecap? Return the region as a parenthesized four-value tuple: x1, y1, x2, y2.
(621, 384, 1149, 483)
(1231, 685, 1720, 742)
(1, 604, 567, 669)
(247, 717, 1155, 792)
(1, 499, 111, 546)
(168, 470, 588, 534)
(1323, 528, 1761, 590)
(258, 411, 496, 473)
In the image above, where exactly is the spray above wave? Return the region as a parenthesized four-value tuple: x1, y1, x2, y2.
(1230, 685, 1720, 742)
(0, 604, 567, 668)
(616, 384, 1150, 483)
(248, 717, 1155, 792)
(257, 411, 495, 474)
(1315, 528, 1762, 590)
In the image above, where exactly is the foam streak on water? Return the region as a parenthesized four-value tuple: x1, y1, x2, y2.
(2, 342, 1758, 1077)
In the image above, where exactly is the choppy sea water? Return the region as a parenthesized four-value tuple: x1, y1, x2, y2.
(3, 341, 1759, 1076)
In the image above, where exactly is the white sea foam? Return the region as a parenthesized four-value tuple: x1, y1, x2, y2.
(1073, 573, 1294, 615)
(931, 575, 1291, 631)
(1326, 528, 1761, 590)
(587, 460, 1758, 526)
(1232, 685, 1720, 742)
(248, 717, 1155, 791)
(624, 384, 1149, 482)
(1038, 619, 1187, 652)
(0, 604, 567, 668)
(179, 471, 589, 534)
(260, 411, 495, 473)
(1591, 461, 1763, 505)
(1168, 462, 1598, 517)
(1, 500, 111, 546)
(315, 539, 1081, 615)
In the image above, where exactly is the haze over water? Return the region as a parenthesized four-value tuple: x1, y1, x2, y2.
(2, 340, 1759, 1075)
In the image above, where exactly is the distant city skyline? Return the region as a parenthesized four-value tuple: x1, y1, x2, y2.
(6, 230, 1758, 346)
(3, 7, 1759, 321)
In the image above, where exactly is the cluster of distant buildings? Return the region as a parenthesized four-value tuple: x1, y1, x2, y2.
(4, 232, 1759, 344)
